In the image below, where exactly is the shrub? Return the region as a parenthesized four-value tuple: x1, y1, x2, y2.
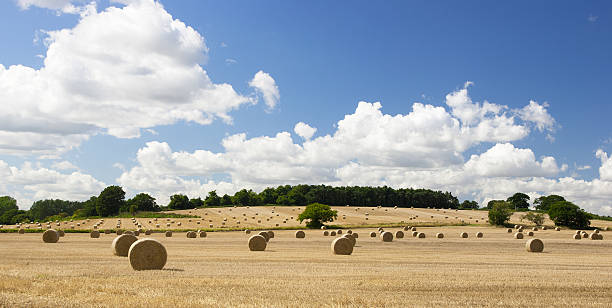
(488, 201, 512, 226)
(297, 203, 337, 228)
(521, 212, 545, 226)
(548, 201, 590, 229)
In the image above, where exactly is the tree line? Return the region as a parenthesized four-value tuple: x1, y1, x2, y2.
(0, 184, 465, 224)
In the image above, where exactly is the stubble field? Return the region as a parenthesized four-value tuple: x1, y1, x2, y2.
(0, 222, 611, 307)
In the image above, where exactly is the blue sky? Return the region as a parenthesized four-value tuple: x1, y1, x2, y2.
(0, 0, 611, 214)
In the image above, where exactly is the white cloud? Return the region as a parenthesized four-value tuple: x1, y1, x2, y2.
(17, 0, 96, 16)
(294, 122, 317, 140)
(1, 0, 254, 156)
(596, 149, 612, 181)
(588, 14, 599, 23)
(117, 87, 612, 212)
(225, 58, 237, 65)
(577, 165, 592, 171)
(518, 100, 556, 132)
(249, 70, 280, 110)
(0, 160, 105, 209)
(50, 160, 79, 170)
(464, 143, 560, 177)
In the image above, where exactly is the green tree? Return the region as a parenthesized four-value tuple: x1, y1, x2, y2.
(507, 192, 530, 210)
(487, 200, 505, 209)
(126, 193, 159, 212)
(460, 200, 479, 209)
(548, 201, 590, 229)
(204, 191, 221, 207)
(168, 194, 190, 210)
(533, 194, 565, 211)
(297, 203, 338, 228)
(521, 212, 545, 226)
(0, 196, 18, 224)
(81, 196, 98, 217)
(259, 187, 278, 204)
(96, 186, 125, 217)
(189, 197, 204, 208)
(488, 201, 512, 226)
(221, 194, 233, 206)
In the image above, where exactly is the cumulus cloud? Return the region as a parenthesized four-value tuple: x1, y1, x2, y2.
(249, 70, 280, 110)
(0, 160, 105, 208)
(294, 122, 317, 140)
(116, 86, 612, 212)
(50, 160, 79, 170)
(518, 101, 556, 132)
(464, 143, 561, 177)
(1, 0, 254, 156)
(596, 149, 612, 181)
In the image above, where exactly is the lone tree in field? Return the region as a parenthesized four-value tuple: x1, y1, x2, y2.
(521, 212, 545, 226)
(507, 192, 530, 210)
(488, 201, 512, 226)
(96, 186, 125, 217)
(533, 194, 565, 211)
(548, 201, 590, 229)
(298, 203, 337, 228)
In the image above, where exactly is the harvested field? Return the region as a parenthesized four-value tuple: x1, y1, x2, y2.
(4, 207, 611, 232)
(0, 225, 610, 307)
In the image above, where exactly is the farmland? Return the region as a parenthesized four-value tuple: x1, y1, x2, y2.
(0, 207, 610, 307)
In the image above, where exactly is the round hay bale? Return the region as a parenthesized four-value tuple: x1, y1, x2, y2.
(165, 231, 172, 237)
(295, 230, 305, 238)
(573, 234, 581, 240)
(514, 232, 524, 239)
(57, 230, 65, 237)
(589, 233, 602, 240)
(248, 235, 267, 251)
(460, 232, 468, 238)
(321, 226, 326, 230)
(342, 234, 356, 246)
(417, 232, 425, 238)
(369, 232, 376, 237)
(331, 237, 353, 255)
(575, 230, 581, 235)
(436, 233, 444, 238)
(378, 227, 383, 232)
(526, 238, 544, 252)
(347, 230, 352, 234)
(337, 230, 343, 235)
(116, 230, 124, 235)
(199, 231, 207, 238)
(507, 228, 513, 233)
(186, 231, 197, 238)
(604, 227, 609, 231)
(476, 232, 483, 238)
(128, 238, 167, 271)
(517, 229, 523, 233)
(245, 229, 251, 234)
(133, 230, 140, 236)
(90, 230, 100, 238)
(124, 231, 134, 236)
(42, 229, 59, 243)
(395, 231, 404, 239)
(532, 227, 538, 231)
(594, 229, 599, 234)
(412, 231, 419, 237)
(542, 226, 548, 230)
(381, 231, 393, 242)
(145, 230, 152, 235)
(527, 231, 534, 236)
(111, 234, 138, 257)
(104, 229, 111, 234)
(267, 231, 275, 239)
(411, 227, 417, 231)
(18, 228, 25, 234)
(582, 232, 588, 238)
(352, 233, 358, 238)
(403, 226, 409, 231)
(323, 231, 329, 236)
(258, 231, 270, 242)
